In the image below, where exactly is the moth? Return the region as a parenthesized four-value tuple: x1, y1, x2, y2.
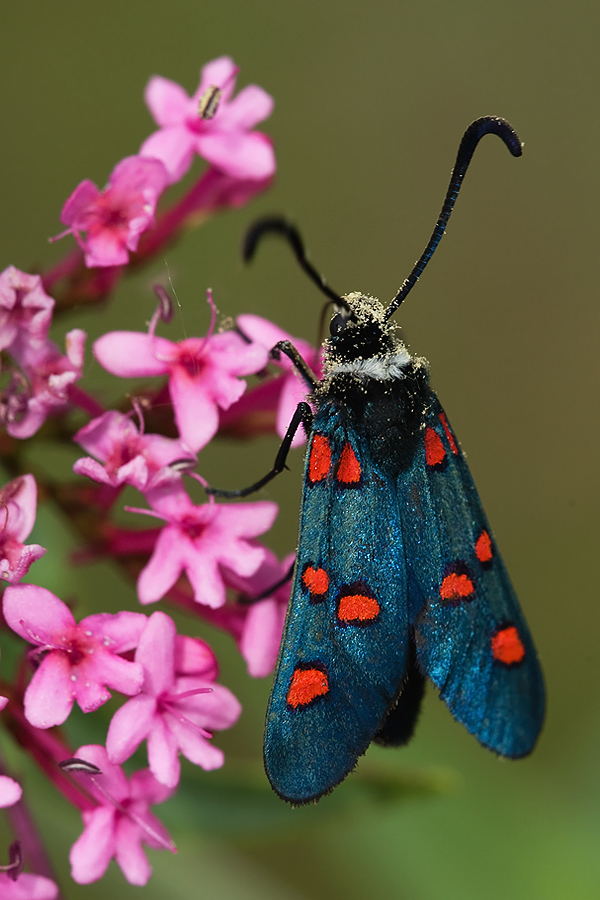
(214, 116, 545, 804)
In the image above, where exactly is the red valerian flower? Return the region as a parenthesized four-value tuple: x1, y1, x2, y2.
(0, 266, 55, 360)
(3, 585, 146, 728)
(57, 156, 168, 268)
(0, 475, 46, 584)
(107, 611, 240, 787)
(140, 56, 275, 184)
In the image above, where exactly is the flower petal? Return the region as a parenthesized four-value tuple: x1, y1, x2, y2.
(144, 75, 190, 127)
(3, 584, 75, 643)
(114, 817, 152, 886)
(136, 611, 176, 697)
(168, 367, 219, 452)
(219, 85, 274, 130)
(140, 127, 195, 184)
(0, 775, 22, 807)
(106, 694, 156, 764)
(196, 130, 275, 180)
(70, 805, 116, 884)
(240, 597, 286, 677)
(94, 331, 172, 377)
(137, 526, 186, 605)
(147, 715, 180, 787)
(60, 180, 100, 226)
(24, 652, 74, 728)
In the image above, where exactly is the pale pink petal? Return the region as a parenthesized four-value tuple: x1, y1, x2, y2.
(217, 539, 266, 579)
(0, 696, 7, 711)
(65, 328, 87, 368)
(73, 457, 113, 484)
(60, 180, 100, 226)
(175, 678, 241, 730)
(240, 598, 286, 677)
(236, 313, 291, 350)
(197, 56, 239, 101)
(196, 130, 276, 179)
(136, 611, 175, 697)
(70, 805, 116, 884)
(3, 584, 75, 642)
(74, 651, 142, 711)
(144, 75, 191, 127)
(184, 551, 226, 609)
(24, 652, 74, 728)
(107, 694, 157, 763)
(0, 872, 59, 899)
(137, 526, 186, 604)
(147, 715, 180, 787)
(167, 716, 224, 770)
(0, 542, 47, 584)
(93, 331, 172, 377)
(168, 367, 219, 451)
(3, 474, 38, 541)
(73, 410, 131, 458)
(140, 127, 195, 184)
(84, 231, 129, 268)
(109, 155, 168, 196)
(216, 500, 279, 540)
(0, 775, 22, 807)
(219, 85, 274, 130)
(114, 817, 152, 886)
(129, 767, 174, 806)
(174, 635, 218, 679)
(82, 610, 147, 652)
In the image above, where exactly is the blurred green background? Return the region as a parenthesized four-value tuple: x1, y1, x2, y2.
(1, 1, 599, 898)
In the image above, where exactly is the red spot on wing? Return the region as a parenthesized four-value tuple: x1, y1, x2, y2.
(491, 626, 525, 665)
(440, 571, 475, 602)
(302, 565, 329, 596)
(425, 427, 446, 466)
(308, 434, 331, 482)
(475, 530, 493, 563)
(286, 667, 329, 708)
(337, 592, 380, 624)
(336, 442, 362, 483)
(439, 412, 458, 455)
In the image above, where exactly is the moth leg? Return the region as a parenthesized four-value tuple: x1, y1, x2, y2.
(206, 402, 314, 498)
(270, 340, 318, 389)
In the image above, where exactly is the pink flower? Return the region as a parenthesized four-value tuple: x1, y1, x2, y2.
(68, 745, 175, 886)
(225, 549, 293, 677)
(237, 314, 322, 447)
(0, 267, 54, 361)
(93, 295, 268, 452)
(57, 156, 168, 268)
(140, 56, 275, 184)
(107, 612, 240, 787)
(0, 776, 22, 808)
(0, 872, 58, 899)
(0, 475, 46, 584)
(73, 410, 195, 492)
(128, 475, 278, 608)
(1, 329, 86, 439)
(3, 584, 146, 728)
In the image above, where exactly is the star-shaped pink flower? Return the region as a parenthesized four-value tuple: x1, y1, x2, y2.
(73, 410, 195, 492)
(128, 475, 277, 608)
(94, 298, 268, 452)
(2, 329, 86, 439)
(57, 156, 168, 268)
(68, 745, 175, 886)
(107, 612, 240, 787)
(140, 56, 275, 184)
(0, 475, 46, 584)
(0, 267, 54, 362)
(3, 585, 147, 728)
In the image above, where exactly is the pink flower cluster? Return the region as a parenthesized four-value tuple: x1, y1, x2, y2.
(0, 52, 319, 894)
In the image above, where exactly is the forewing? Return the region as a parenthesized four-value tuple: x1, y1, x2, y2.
(397, 397, 545, 757)
(264, 416, 409, 803)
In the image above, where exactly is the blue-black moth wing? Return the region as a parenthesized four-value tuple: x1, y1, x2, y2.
(397, 397, 545, 757)
(264, 403, 410, 803)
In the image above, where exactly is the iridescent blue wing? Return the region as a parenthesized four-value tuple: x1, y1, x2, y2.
(397, 397, 545, 757)
(264, 406, 409, 803)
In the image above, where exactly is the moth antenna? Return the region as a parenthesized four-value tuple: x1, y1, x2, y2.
(242, 216, 348, 309)
(385, 116, 523, 321)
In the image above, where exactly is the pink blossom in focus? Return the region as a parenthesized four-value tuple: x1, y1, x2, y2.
(107, 611, 240, 787)
(237, 314, 322, 447)
(224, 549, 294, 677)
(73, 410, 195, 492)
(57, 156, 168, 268)
(128, 474, 277, 608)
(3, 584, 146, 728)
(1, 329, 86, 439)
(68, 745, 174, 886)
(0, 872, 58, 899)
(93, 300, 268, 452)
(140, 56, 275, 184)
(0, 267, 54, 361)
(0, 475, 46, 584)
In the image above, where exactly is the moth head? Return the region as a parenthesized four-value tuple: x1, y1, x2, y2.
(325, 292, 395, 363)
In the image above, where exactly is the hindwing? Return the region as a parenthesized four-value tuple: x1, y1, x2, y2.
(397, 397, 545, 757)
(264, 405, 410, 803)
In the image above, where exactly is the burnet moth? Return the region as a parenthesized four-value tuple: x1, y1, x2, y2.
(212, 116, 545, 804)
